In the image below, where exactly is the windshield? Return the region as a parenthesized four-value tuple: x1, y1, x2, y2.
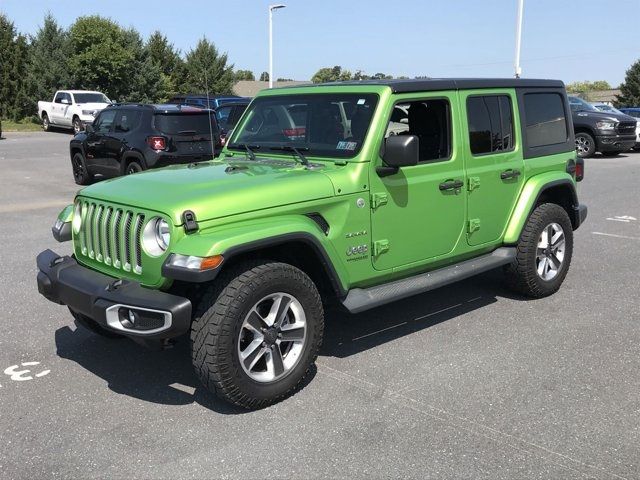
(154, 112, 218, 135)
(568, 96, 599, 113)
(594, 104, 623, 114)
(230, 93, 378, 158)
(74, 93, 110, 104)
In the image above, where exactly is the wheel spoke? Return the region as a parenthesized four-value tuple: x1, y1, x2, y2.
(537, 257, 548, 276)
(551, 230, 564, 247)
(279, 323, 305, 341)
(267, 347, 285, 377)
(549, 253, 561, 270)
(245, 310, 266, 334)
(268, 294, 292, 328)
(242, 343, 267, 371)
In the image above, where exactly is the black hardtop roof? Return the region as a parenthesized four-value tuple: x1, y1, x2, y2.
(288, 78, 564, 93)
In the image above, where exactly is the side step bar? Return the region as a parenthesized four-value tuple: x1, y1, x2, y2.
(341, 247, 516, 313)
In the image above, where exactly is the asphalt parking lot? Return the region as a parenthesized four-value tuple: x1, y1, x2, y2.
(0, 131, 638, 479)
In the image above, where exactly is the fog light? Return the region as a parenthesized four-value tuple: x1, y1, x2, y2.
(118, 307, 137, 328)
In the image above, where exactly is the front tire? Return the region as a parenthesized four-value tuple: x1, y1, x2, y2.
(72, 116, 83, 135)
(505, 203, 573, 298)
(191, 261, 324, 409)
(71, 152, 92, 185)
(575, 132, 595, 158)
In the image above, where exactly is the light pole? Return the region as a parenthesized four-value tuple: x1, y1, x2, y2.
(269, 4, 286, 89)
(514, 0, 524, 78)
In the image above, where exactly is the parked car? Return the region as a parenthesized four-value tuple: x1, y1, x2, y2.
(68, 104, 220, 185)
(617, 107, 640, 150)
(167, 94, 250, 110)
(38, 78, 586, 409)
(38, 90, 112, 134)
(568, 95, 636, 157)
(214, 99, 250, 146)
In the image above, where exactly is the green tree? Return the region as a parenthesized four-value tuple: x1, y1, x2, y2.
(67, 16, 136, 100)
(25, 13, 71, 111)
(182, 38, 234, 94)
(311, 66, 352, 83)
(615, 61, 640, 107)
(235, 69, 255, 81)
(566, 80, 612, 100)
(0, 14, 31, 120)
(259, 71, 269, 81)
(146, 31, 183, 96)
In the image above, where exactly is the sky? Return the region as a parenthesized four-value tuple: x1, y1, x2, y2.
(1, 0, 639, 87)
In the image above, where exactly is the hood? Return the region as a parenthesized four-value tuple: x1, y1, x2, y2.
(574, 109, 637, 123)
(76, 102, 110, 110)
(78, 157, 337, 225)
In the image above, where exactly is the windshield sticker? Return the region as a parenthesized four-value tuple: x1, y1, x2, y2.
(357, 98, 366, 105)
(337, 141, 357, 151)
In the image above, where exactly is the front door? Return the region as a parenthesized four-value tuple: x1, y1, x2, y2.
(460, 90, 525, 246)
(85, 109, 116, 174)
(369, 93, 466, 271)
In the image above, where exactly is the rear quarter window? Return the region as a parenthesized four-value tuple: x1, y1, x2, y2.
(154, 112, 217, 135)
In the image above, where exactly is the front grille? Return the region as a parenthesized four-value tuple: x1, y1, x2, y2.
(77, 200, 145, 274)
(616, 122, 636, 134)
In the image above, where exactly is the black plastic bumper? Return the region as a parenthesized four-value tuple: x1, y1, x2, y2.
(595, 134, 636, 152)
(573, 203, 588, 230)
(36, 249, 192, 341)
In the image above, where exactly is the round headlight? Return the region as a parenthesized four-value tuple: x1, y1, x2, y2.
(142, 217, 170, 256)
(72, 203, 82, 234)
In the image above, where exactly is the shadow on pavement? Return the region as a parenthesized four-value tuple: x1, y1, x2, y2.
(55, 269, 523, 410)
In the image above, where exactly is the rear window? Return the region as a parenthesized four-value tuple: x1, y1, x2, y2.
(523, 93, 568, 148)
(154, 112, 217, 135)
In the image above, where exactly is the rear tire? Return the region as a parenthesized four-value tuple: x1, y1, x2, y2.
(69, 308, 124, 339)
(71, 152, 92, 185)
(574, 132, 595, 158)
(125, 161, 143, 175)
(42, 113, 50, 132)
(504, 203, 573, 298)
(190, 261, 324, 409)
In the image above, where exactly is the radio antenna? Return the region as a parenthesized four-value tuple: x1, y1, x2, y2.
(204, 68, 216, 158)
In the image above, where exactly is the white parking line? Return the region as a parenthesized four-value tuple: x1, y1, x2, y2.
(592, 231, 640, 241)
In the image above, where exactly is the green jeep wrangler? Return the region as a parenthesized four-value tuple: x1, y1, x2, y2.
(37, 79, 586, 409)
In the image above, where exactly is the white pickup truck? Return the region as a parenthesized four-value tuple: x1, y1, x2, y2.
(38, 90, 112, 134)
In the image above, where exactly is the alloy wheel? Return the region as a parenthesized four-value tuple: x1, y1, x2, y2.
(536, 222, 565, 281)
(575, 135, 591, 156)
(72, 156, 85, 182)
(237, 292, 307, 383)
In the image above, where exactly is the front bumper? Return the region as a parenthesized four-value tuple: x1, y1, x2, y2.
(595, 134, 636, 152)
(36, 249, 192, 341)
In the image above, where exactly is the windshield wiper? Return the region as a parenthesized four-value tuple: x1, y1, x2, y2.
(269, 145, 310, 166)
(227, 143, 260, 161)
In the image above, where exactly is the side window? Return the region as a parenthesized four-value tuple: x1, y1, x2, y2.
(215, 106, 233, 129)
(385, 99, 451, 162)
(94, 110, 116, 134)
(54, 92, 65, 104)
(65, 93, 73, 104)
(114, 110, 141, 133)
(466, 95, 514, 155)
(523, 93, 567, 148)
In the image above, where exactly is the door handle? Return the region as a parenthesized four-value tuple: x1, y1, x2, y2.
(439, 179, 464, 191)
(500, 169, 521, 180)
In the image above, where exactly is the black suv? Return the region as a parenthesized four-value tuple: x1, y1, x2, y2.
(568, 95, 637, 158)
(69, 104, 220, 185)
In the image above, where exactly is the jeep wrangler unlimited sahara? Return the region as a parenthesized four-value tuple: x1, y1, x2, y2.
(37, 79, 587, 409)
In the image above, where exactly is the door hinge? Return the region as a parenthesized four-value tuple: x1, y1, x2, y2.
(373, 239, 390, 256)
(468, 176, 481, 191)
(370, 192, 388, 210)
(468, 218, 481, 233)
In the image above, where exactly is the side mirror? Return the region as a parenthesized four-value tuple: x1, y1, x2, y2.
(85, 123, 94, 133)
(378, 135, 419, 176)
(61, 98, 70, 105)
(111, 99, 117, 104)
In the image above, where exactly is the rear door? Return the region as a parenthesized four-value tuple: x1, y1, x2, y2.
(460, 90, 524, 246)
(51, 92, 67, 124)
(103, 109, 142, 173)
